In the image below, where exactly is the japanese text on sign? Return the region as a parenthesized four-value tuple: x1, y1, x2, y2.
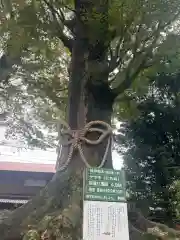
(83, 168, 126, 202)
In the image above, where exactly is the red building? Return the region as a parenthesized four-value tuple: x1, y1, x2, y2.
(0, 161, 55, 209)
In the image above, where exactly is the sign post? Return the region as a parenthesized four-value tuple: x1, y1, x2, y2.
(83, 168, 129, 240)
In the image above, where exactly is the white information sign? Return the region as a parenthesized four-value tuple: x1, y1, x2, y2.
(83, 201, 129, 240)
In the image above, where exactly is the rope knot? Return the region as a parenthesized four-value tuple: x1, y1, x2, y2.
(58, 121, 112, 171)
(71, 129, 84, 149)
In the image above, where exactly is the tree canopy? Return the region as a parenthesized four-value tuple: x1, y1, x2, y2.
(0, 0, 180, 147)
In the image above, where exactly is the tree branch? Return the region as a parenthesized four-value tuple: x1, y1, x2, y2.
(108, 10, 145, 75)
(112, 61, 148, 96)
(112, 22, 162, 96)
(43, 0, 64, 22)
(42, 0, 73, 52)
(64, 17, 76, 32)
(108, 46, 121, 74)
(109, 6, 180, 97)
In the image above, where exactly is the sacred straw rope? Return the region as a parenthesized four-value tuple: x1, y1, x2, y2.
(57, 120, 112, 171)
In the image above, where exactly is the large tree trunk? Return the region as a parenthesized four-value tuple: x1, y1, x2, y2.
(0, 95, 114, 240)
(0, 93, 113, 240)
(0, 1, 114, 239)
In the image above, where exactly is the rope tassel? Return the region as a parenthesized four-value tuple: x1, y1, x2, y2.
(57, 121, 112, 171)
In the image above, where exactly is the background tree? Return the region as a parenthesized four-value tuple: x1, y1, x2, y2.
(0, 0, 180, 239)
(120, 71, 180, 227)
